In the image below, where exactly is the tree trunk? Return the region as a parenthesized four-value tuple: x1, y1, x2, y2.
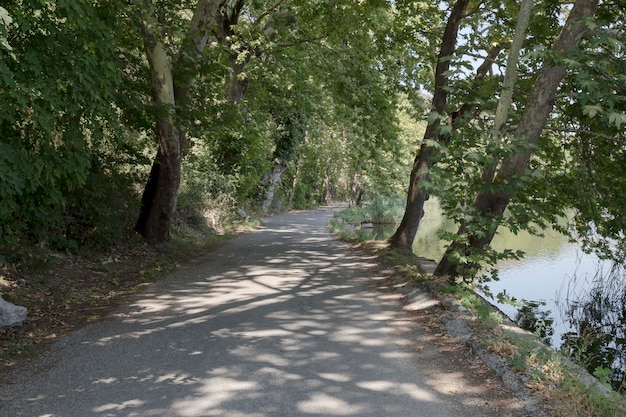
(134, 0, 221, 245)
(262, 162, 286, 214)
(350, 169, 363, 207)
(214, 0, 250, 104)
(388, 137, 437, 249)
(135, 14, 181, 245)
(388, 0, 470, 250)
(288, 153, 302, 208)
(227, 60, 249, 103)
(481, 0, 534, 184)
(435, 0, 599, 281)
(321, 157, 332, 205)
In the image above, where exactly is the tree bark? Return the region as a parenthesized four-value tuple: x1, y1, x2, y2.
(350, 170, 363, 207)
(134, 0, 222, 245)
(320, 157, 333, 205)
(388, 0, 470, 250)
(135, 10, 181, 245)
(262, 162, 286, 214)
(480, 0, 534, 184)
(287, 154, 301, 208)
(435, 0, 599, 281)
(214, 0, 250, 103)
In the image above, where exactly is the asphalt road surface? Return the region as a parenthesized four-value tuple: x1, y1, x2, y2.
(0, 206, 527, 417)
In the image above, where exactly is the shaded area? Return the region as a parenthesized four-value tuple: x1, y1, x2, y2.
(0, 207, 516, 416)
(560, 263, 626, 393)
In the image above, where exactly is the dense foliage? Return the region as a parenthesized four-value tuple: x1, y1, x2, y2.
(1, 0, 624, 280)
(0, 0, 407, 250)
(0, 1, 142, 250)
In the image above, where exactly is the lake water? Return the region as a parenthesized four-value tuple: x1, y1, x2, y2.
(373, 199, 612, 348)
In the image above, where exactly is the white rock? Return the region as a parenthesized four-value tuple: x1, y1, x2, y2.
(0, 296, 28, 327)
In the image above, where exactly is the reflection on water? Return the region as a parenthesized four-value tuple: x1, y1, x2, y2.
(559, 263, 626, 392)
(515, 301, 554, 346)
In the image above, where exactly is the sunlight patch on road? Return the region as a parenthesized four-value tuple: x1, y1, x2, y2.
(230, 346, 291, 367)
(317, 372, 352, 382)
(92, 399, 145, 413)
(280, 319, 331, 331)
(257, 366, 304, 381)
(171, 376, 259, 417)
(357, 380, 439, 402)
(297, 393, 365, 415)
(217, 294, 296, 315)
(92, 377, 118, 384)
(329, 327, 387, 346)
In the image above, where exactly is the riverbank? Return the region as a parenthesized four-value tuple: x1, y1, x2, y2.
(333, 198, 626, 394)
(329, 221, 626, 417)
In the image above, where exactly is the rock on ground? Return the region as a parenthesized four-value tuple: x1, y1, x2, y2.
(0, 296, 28, 327)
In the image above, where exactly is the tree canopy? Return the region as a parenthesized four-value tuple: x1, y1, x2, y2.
(0, 0, 624, 278)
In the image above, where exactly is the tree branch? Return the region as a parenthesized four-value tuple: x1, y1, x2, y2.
(432, 0, 471, 116)
(546, 126, 626, 145)
(454, 43, 504, 122)
(254, 0, 285, 26)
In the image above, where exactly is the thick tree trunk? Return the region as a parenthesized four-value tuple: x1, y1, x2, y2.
(388, 0, 470, 250)
(135, 14, 181, 244)
(435, 0, 599, 281)
(134, 0, 221, 245)
(388, 135, 438, 249)
(135, 144, 181, 245)
(262, 162, 286, 214)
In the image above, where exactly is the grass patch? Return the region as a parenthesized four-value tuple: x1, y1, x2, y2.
(443, 282, 626, 416)
(328, 219, 374, 244)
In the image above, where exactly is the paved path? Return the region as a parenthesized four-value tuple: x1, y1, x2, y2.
(0, 207, 524, 416)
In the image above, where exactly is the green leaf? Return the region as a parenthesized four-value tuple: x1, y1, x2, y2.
(582, 104, 602, 118)
(607, 112, 626, 129)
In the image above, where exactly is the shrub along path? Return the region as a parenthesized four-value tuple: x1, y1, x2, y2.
(0, 207, 533, 416)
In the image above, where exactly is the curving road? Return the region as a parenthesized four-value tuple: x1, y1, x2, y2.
(0, 206, 525, 416)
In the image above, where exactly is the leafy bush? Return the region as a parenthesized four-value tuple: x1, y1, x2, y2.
(334, 196, 405, 226)
(177, 159, 240, 234)
(369, 196, 406, 224)
(334, 205, 371, 225)
(0, 1, 130, 250)
(61, 164, 140, 250)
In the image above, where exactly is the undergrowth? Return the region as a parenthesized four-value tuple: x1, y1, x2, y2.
(333, 195, 405, 226)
